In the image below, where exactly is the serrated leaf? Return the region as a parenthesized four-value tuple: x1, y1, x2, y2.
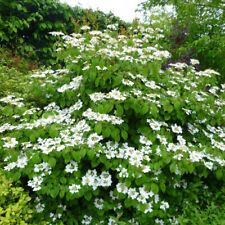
(84, 192, 92, 201)
(151, 183, 159, 194)
(60, 177, 67, 184)
(59, 190, 65, 198)
(87, 149, 95, 160)
(160, 182, 166, 193)
(102, 126, 111, 138)
(216, 169, 223, 180)
(80, 149, 86, 158)
(151, 104, 158, 118)
(72, 151, 81, 162)
(170, 162, 176, 173)
(32, 154, 41, 164)
(111, 128, 120, 142)
(94, 123, 102, 134)
(48, 157, 56, 168)
(116, 105, 124, 117)
(121, 130, 128, 140)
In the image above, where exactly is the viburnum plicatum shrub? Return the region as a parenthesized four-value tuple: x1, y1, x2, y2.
(0, 24, 224, 225)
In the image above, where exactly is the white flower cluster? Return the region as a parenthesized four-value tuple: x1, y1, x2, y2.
(83, 108, 123, 125)
(57, 76, 83, 92)
(0, 95, 24, 107)
(81, 169, 112, 190)
(100, 142, 151, 173)
(28, 175, 43, 191)
(147, 119, 168, 131)
(4, 154, 28, 171)
(2, 137, 18, 148)
(34, 162, 52, 174)
(89, 89, 127, 102)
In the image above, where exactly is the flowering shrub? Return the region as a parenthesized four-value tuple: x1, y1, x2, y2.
(0, 24, 224, 224)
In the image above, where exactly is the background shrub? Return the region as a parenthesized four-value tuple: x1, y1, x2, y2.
(0, 169, 34, 225)
(0, 0, 128, 65)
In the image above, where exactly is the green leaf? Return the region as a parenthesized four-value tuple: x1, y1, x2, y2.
(151, 104, 158, 118)
(102, 126, 111, 138)
(139, 203, 147, 212)
(80, 149, 86, 158)
(84, 192, 92, 201)
(111, 128, 120, 142)
(50, 187, 59, 198)
(116, 105, 124, 117)
(216, 169, 223, 180)
(151, 183, 159, 194)
(48, 157, 56, 168)
(59, 190, 65, 198)
(72, 151, 81, 162)
(87, 149, 95, 160)
(60, 177, 67, 184)
(121, 130, 128, 140)
(170, 162, 176, 173)
(32, 154, 41, 164)
(160, 182, 166, 193)
(95, 123, 102, 134)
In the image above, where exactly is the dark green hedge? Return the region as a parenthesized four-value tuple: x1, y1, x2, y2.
(0, 0, 128, 65)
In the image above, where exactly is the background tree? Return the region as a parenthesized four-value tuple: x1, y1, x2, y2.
(138, 0, 225, 82)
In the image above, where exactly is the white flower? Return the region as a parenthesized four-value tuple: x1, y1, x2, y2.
(2, 137, 18, 148)
(204, 161, 213, 170)
(190, 59, 200, 65)
(89, 92, 106, 102)
(118, 168, 129, 178)
(81, 25, 90, 31)
(173, 154, 183, 160)
(4, 162, 17, 171)
(82, 175, 95, 186)
(69, 184, 81, 194)
(116, 183, 128, 194)
(144, 202, 153, 214)
(49, 31, 64, 36)
(65, 161, 78, 173)
(34, 162, 49, 173)
(108, 89, 126, 101)
(94, 198, 104, 210)
(155, 218, 164, 225)
(189, 151, 204, 162)
(147, 119, 161, 131)
(87, 133, 103, 147)
(122, 79, 134, 86)
(128, 188, 138, 199)
(16, 156, 28, 168)
(171, 124, 182, 134)
(36, 203, 45, 213)
(141, 165, 151, 173)
(108, 218, 117, 225)
(28, 176, 43, 191)
(137, 195, 147, 204)
(177, 135, 186, 145)
(100, 171, 112, 187)
(160, 201, 169, 210)
(81, 215, 92, 225)
(140, 136, 152, 146)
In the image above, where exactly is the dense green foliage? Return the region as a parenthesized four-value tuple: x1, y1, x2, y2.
(0, 23, 224, 224)
(178, 201, 225, 225)
(138, 0, 225, 81)
(0, 0, 128, 65)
